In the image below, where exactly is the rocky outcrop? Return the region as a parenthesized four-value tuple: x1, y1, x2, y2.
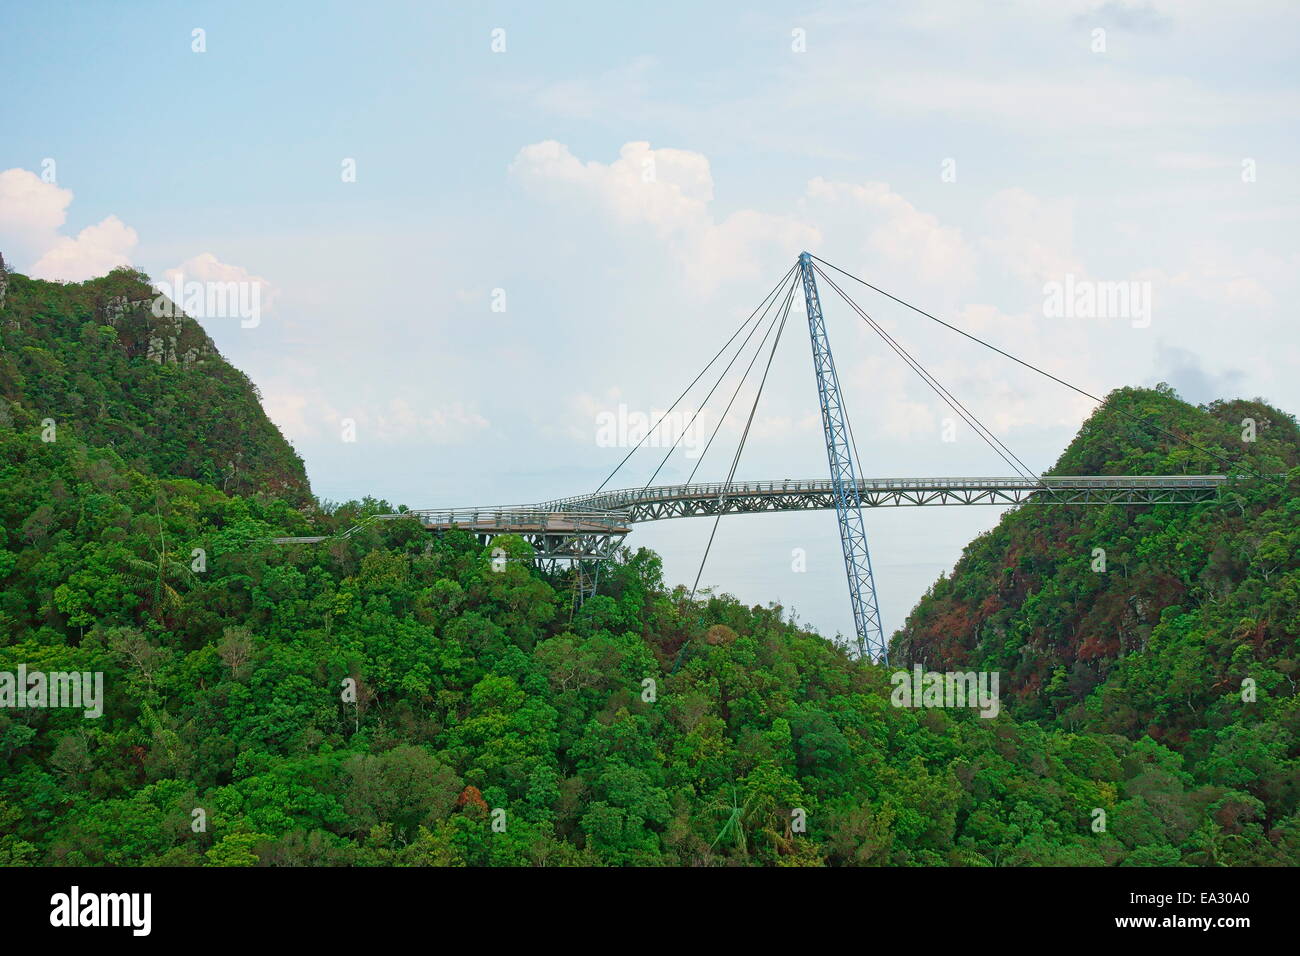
(98, 291, 216, 368)
(0, 265, 310, 502)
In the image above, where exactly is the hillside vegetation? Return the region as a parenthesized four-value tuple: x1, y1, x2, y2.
(896, 386, 1300, 853)
(0, 260, 308, 503)
(1, 267, 1297, 866)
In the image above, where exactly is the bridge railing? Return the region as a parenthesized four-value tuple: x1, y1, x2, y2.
(378, 509, 632, 532)
(355, 474, 1239, 544)
(538, 474, 1230, 511)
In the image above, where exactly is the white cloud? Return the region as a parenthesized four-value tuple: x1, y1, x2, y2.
(844, 352, 940, 440)
(31, 216, 139, 282)
(0, 168, 72, 262)
(262, 385, 489, 445)
(981, 188, 1084, 285)
(805, 178, 977, 287)
(510, 140, 713, 231)
(861, 70, 1273, 134)
(366, 399, 489, 444)
(260, 389, 318, 442)
(0, 168, 138, 281)
(788, 1, 1300, 143)
(531, 56, 657, 120)
(1152, 152, 1239, 171)
(1133, 242, 1297, 316)
(509, 140, 818, 292)
(162, 251, 280, 314)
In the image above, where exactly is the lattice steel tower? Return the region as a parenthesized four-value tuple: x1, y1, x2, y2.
(798, 253, 886, 661)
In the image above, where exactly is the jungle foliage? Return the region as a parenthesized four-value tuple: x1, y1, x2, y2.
(1, 269, 1296, 866)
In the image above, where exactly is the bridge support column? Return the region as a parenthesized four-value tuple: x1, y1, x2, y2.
(798, 252, 887, 662)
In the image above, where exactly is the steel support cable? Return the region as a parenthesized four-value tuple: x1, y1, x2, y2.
(643, 268, 798, 490)
(816, 264, 1038, 482)
(689, 277, 799, 602)
(685, 271, 801, 486)
(832, 282, 1039, 485)
(814, 265, 1041, 483)
(593, 263, 799, 495)
(811, 254, 1280, 489)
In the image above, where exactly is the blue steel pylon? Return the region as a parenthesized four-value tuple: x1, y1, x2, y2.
(797, 253, 886, 662)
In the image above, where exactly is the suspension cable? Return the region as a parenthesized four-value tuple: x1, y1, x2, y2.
(689, 275, 799, 602)
(593, 263, 798, 494)
(811, 254, 1280, 488)
(814, 265, 1041, 483)
(685, 270, 801, 486)
(643, 268, 796, 489)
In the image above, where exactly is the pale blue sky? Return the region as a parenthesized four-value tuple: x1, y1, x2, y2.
(3, 1, 1297, 644)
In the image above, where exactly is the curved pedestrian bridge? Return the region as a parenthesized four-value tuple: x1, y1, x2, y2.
(372, 475, 1231, 559)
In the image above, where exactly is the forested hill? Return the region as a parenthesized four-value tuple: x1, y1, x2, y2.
(2, 260, 1298, 865)
(894, 387, 1300, 825)
(0, 259, 309, 503)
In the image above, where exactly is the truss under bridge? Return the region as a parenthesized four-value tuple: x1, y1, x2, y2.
(394, 508, 632, 561)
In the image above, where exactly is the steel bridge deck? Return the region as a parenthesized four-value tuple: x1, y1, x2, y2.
(537, 474, 1229, 521)
(384, 475, 1230, 557)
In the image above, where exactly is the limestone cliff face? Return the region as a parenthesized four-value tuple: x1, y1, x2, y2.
(0, 261, 311, 503)
(99, 292, 216, 368)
